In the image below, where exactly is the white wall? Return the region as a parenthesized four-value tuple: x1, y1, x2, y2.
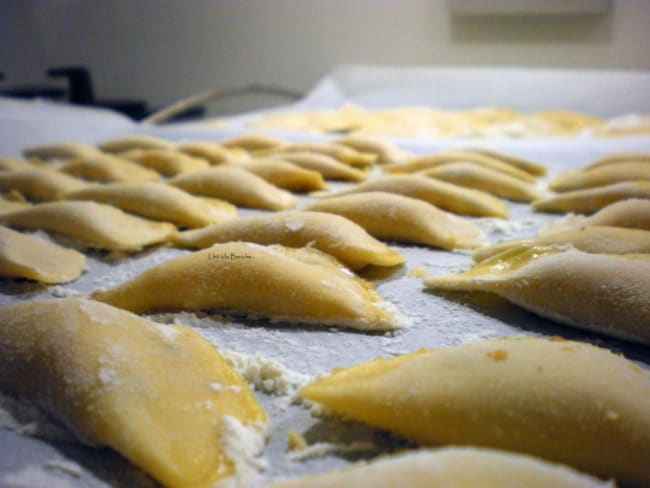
(2, 0, 649, 114)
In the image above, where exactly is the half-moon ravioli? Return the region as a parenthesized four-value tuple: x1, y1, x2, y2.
(178, 141, 249, 165)
(64, 182, 236, 228)
(262, 142, 376, 167)
(0, 298, 267, 488)
(22, 141, 102, 160)
(97, 134, 175, 153)
(420, 162, 544, 202)
(173, 211, 405, 270)
(0, 226, 86, 283)
(306, 192, 486, 250)
(92, 242, 400, 330)
(169, 166, 298, 210)
(334, 135, 412, 165)
(564, 199, 650, 231)
(236, 159, 327, 192)
(424, 245, 650, 345)
(220, 134, 289, 152)
(118, 149, 210, 176)
(333, 174, 508, 218)
(300, 337, 650, 487)
(461, 147, 547, 176)
(270, 152, 368, 182)
(587, 152, 650, 170)
(60, 154, 161, 183)
(550, 162, 650, 192)
(472, 225, 650, 262)
(271, 447, 612, 488)
(533, 181, 650, 214)
(0, 201, 176, 251)
(0, 157, 33, 171)
(0, 167, 88, 201)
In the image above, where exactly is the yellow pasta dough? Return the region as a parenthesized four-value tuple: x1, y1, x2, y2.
(561, 198, 650, 231)
(178, 141, 248, 165)
(23, 141, 102, 160)
(384, 151, 536, 183)
(97, 134, 175, 153)
(334, 174, 508, 218)
(0, 298, 267, 488)
(587, 152, 650, 170)
(461, 148, 547, 176)
(0, 196, 31, 215)
(0, 201, 176, 251)
(270, 152, 368, 182)
(473, 225, 650, 262)
(263, 142, 377, 167)
(169, 166, 298, 210)
(237, 159, 327, 192)
(60, 154, 161, 183)
(271, 447, 612, 488)
(118, 149, 210, 176)
(220, 133, 289, 152)
(420, 162, 544, 202)
(64, 182, 237, 228)
(533, 181, 650, 214)
(550, 162, 650, 192)
(0, 157, 33, 171)
(334, 135, 411, 165)
(301, 337, 650, 487)
(424, 245, 650, 345)
(307, 192, 486, 250)
(92, 242, 400, 330)
(0, 167, 88, 201)
(0, 226, 86, 283)
(173, 211, 405, 270)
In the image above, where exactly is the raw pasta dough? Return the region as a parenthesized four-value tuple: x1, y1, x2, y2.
(533, 181, 650, 214)
(64, 182, 237, 228)
(544, 199, 650, 232)
(178, 141, 248, 165)
(334, 135, 411, 165)
(60, 154, 161, 183)
(173, 211, 405, 270)
(92, 242, 400, 330)
(169, 166, 298, 210)
(220, 134, 289, 152)
(237, 159, 327, 192)
(97, 134, 175, 153)
(550, 162, 650, 192)
(424, 245, 650, 345)
(0, 226, 86, 283)
(271, 152, 368, 182)
(0, 298, 267, 488)
(0, 201, 176, 251)
(307, 192, 486, 250)
(334, 174, 508, 218)
(460, 147, 547, 176)
(23, 141, 102, 160)
(301, 337, 650, 487)
(271, 448, 612, 488)
(119, 149, 210, 176)
(0, 168, 87, 201)
(262, 142, 376, 167)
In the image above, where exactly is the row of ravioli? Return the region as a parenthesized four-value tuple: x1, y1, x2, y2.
(1, 298, 648, 487)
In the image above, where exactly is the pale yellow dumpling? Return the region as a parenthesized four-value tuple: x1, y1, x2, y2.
(461, 147, 547, 176)
(178, 141, 248, 164)
(169, 166, 298, 210)
(587, 152, 650, 170)
(0, 157, 33, 171)
(271, 152, 368, 182)
(333, 174, 508, 218)
(119, 148, 210, 175)
(550, 162, 650, 192)
(473, 225, 650, 262)
(0, 201, 176, 251)
(261, 142, 376, 167)
(571, 199, 650, 231)
(236, 159, 327, 192)
(0, 298, 267, 488)
(173, 211, 405, 270)
(533, 181, 650, 214)
(334, 135, 412, 165)
(0, 195, 31, 215)
(0, 167, 88, 201)
(92, 242, 400, 330)
(64, 182, 236, 228)
(97, 134, 175, 153)
(271, 448, 613, 488)
(60, 154, 161, 183)
(301, 337, 650, 487)
(220, 133, 289, 152)
(0, 226, 86, 283)
(23, 141, 102, 160)
(307, 192, 486, 250)
(420, 162, 544, 202)
(425, 245, 650, 345)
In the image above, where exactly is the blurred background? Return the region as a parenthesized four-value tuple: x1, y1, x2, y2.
(1, 0, 649, 119)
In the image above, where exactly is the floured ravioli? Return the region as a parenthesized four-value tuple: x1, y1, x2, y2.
(460, 148, 547, 176)
(334, 135, 412, 165)
(178, 141, 249, 165)
(261, 142, 376, 167)
(420, 162, 543, 202)
(237, 159, 327, 192)
(270, 152, 368, 182)
(543, 199, 650, 233)
(0, 157, 33, 171)
(97, 134, 175, 153)
(23, 141, 102, 160)
(271, 448, 612, 488)
(0, 298, 267, 488)
(0, 201, 176, 251)
(60, 154, 161, 183)
(424, 245, 650, 345)
(301, 337, 650, 487)
(332, 174, 508, 218)
(550, 162, 650, 192)
(307, 192, 486, 250)
(0, 226, 86, 283)
(173, 211, 405, 270)
(220, 134, 289, 152)
(533, 181, 650, 214)
(169, 166, 298, 210)
(92, 242, 401, 330)
(587, 152, 650, 170)
(0, 167, 88, 201)
(119, 149, 210, 176)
